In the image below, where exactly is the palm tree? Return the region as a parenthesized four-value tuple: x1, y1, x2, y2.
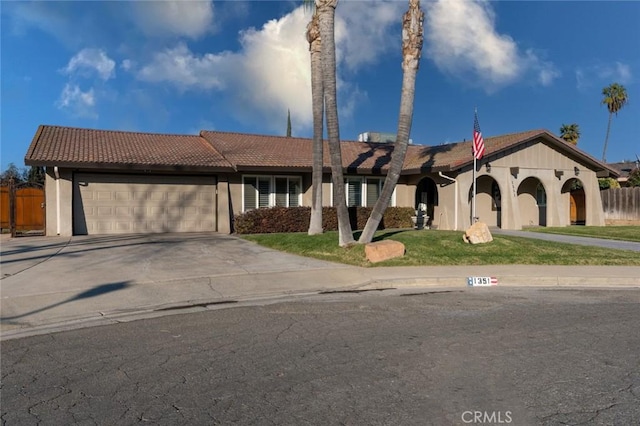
(601, 82, 628, 162)
(306, 9, 324, 235)
(316, 0, 354, 246)
(559, 123, 580, 145)
(358, 0, 424, 244)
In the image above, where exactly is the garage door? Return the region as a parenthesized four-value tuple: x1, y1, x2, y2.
(73, 173, 216, 235)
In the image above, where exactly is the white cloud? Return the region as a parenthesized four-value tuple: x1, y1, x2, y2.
(424, 0, 558, 91)
(575, 61, 633, 90)
(132, 0, 214, 39)
(335, 1, 405, 71)
(121, 59, 133, 71)
(63, 48, 115, 81)
(138, 43, 229, 90)
(135, 2, 407, 134)
(56, 83, 96, 118)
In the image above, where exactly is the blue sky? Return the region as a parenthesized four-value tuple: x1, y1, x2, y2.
(2, 0, 639, 172)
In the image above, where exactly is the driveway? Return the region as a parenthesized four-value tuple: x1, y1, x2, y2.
(0, 233, 359, 338)
(2, 232, 639, 340)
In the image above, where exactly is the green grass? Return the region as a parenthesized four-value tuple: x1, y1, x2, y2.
(242, 229, 640, 267)
(524, 226, 640, 243)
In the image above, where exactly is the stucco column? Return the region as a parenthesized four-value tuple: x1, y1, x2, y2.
(544, 174, 562, 227)
(499, 169, 521, 230)
(583, 174, 605, 226)
(45, 167, 73, 236)
(216, 175, 232, 234)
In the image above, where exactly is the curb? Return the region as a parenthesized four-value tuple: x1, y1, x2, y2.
(3, 278, 639, 341)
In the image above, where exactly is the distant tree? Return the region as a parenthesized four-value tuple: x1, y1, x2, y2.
(24, 166, 45, 185)
(1, 163, 23, 184)
(286, 109, 292, 137)
(601, 82, 628, 162)
(628, 168, 640, 187)
(559, 123, 580, 145)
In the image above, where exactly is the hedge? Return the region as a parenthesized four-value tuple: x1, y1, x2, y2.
(234, 206, 415, 234)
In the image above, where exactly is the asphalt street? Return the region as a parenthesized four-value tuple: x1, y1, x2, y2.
(2, 287, 639, 425)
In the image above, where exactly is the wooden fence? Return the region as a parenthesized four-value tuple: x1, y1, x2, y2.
(601, 187, 640, 225)
(0, 182, 46, 236)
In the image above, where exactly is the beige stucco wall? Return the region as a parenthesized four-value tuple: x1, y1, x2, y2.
(444, 140, 605, 230)
(45, 139, 606, 235)
(45, 167, 74, 236)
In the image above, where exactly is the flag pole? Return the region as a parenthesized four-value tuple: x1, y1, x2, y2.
(473, 144, 477, 223)
(472, 107, 477, 224)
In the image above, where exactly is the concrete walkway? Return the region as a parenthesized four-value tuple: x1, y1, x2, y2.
(493, 229, 640, 252)
(1, 232, 639, 340)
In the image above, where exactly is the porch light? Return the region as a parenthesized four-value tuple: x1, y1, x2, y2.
(486, 163, 491, 173)
(574, 167, 580, 176)
(555, 169, 564, 179)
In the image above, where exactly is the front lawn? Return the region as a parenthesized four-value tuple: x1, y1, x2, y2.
(242, 229, 640, 267)
(525, 226, 640, 243)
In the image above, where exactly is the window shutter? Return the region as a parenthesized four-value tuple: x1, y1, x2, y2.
(275, 178, 288, 206)
(258, 178, 270, 208)
(288, 178, 301, 207)
(347, 178, 362, 207)
(366, 178, 380, 207)
(244, 178, 257, 211)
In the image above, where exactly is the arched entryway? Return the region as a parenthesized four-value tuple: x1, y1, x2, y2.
(517, 177, 547, 227)
(415, 177, 438, 226)
(562, 178, 586, 225)
(468, 175, 501, 227)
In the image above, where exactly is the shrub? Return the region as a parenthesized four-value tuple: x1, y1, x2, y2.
(599, 177, 620, 189)
(234, 206, 415, 234)
(628, 168, 640, 187)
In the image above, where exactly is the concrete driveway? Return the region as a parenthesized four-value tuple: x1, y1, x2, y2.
(0, 233, 360, 338)
(2, 232, 639, 340)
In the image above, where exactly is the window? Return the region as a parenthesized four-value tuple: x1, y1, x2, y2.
(346, 178, 362, 207)
(343, 177, 390, 207)
(243, 176, 302, 211)
(536, 183, 547, 206)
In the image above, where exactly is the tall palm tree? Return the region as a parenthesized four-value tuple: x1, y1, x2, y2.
(601, 82, 628, 162)
(559, 123, 580, 145)
(316, 0, 354, 246)
(306, 9, 324, 235)
(358, 0, 424, 244)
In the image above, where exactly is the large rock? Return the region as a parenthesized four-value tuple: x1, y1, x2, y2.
(463, 222, 493, 244)
(365, 240, 405, 263)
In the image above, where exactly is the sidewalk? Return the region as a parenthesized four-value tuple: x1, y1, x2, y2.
(2, 233, 639, 341)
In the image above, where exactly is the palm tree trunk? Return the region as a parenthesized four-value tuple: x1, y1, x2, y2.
(307, 11, 324, 235)
(602, 111, 612, 162)
(359, 0, 423, 244)
(317, 0, 354, 246)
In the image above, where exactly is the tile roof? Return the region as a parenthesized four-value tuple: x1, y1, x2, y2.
(25, 125, 234, 171)
(25, 125, 617, 177)
(200, 130, 397, 173)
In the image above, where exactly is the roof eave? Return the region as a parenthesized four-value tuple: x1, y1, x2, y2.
(24, 159, 236, 173)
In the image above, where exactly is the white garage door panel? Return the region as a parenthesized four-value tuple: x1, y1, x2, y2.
(74, 174, 216, 235)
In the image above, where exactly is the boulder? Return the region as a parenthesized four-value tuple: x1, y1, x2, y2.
(365, 240, 405, 263)
(463, 222, 493, 244)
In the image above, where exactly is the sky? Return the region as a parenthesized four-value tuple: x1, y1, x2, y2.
(2, 0, 639, 172)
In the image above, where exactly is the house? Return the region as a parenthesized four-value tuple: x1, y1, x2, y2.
(24, 125, 618, 236)
(608, 161, 639, 187)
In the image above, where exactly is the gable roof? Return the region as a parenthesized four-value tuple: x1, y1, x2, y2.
(25, 125, 235, 172)
(403, 129, 618, 177)
(25, 125, 618, 177)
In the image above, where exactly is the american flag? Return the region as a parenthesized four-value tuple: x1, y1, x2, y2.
(473, 111, 485, 160)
